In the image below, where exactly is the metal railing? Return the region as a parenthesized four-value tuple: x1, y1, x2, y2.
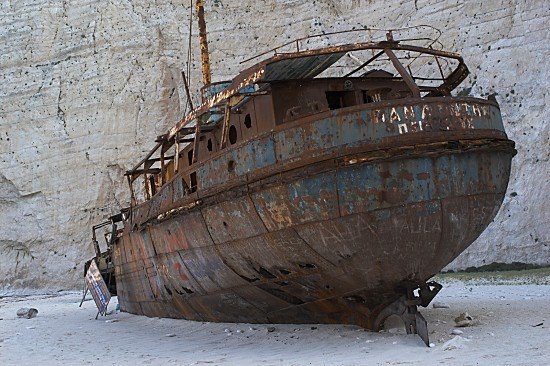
(241, 25, 443, 64)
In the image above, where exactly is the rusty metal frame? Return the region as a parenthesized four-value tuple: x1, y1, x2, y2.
(240, 25, 442, 64)
(125, 35, 469, 204)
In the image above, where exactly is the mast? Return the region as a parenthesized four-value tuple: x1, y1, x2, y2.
(195, 0, 211, 86)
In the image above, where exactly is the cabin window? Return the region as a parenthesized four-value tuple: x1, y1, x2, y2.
(229, 125, 238, 145)
(187, 149, 193, 165)
(244, 114, 252, 129)
(149, 176, 156, 196)
(190, 172, 197, 192)
(228, 160, 236, 172)
(207, 138, 213, 152)
(362, 91, 374, 103)
(325, 91, 356, 110)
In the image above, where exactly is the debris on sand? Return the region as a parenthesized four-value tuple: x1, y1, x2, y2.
(442, 336, 471, 350)
(432, 301, 450, 309)
(16, 308, 38, 319)
(454, 312, 474, 327)
(451, 329, 464, 335)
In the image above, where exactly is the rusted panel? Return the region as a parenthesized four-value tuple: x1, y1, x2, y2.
(216, 228, 337, 286)
(149, 210, 214, 254)
(139, 301, 180, 319)
(252, 94, 276, 131)
(172, 176, 187, 203)
(294, 202, 444, 285)
(155, 252, 206, 296)
(178, 245, 248, 292)
(185, 290, 269, 323)
(202, 196, 267, 244)
(251, 172, 339, 231)
(117, 263, 155, 303)
(197, 136, 276, 191)
(126, 230, 156, 263)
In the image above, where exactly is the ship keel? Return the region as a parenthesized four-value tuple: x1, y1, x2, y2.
(372, 281, 442, 345)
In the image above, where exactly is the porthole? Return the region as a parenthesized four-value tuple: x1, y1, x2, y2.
(229, 125, 237, 144)
(228, 160, 236, 172)
(244, 114, 252, 129)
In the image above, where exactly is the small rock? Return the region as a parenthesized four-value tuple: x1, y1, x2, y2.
(248, 327, 257, 331)
(224, 328, 231, 333)
(310, 326, 317, 330)
(105, 319, 119, 323)
(267, 326, 276, 333)
(25, 326, 35, 330)
(16, 308, 38, 319)
(442, 336, 470, 350)
(451, 329, 463, 335)
(432, 302, 450, 309)
(454, 312, 473, 327)
(236, 329, 243, 333)
(429, 343, 435, 348)
(165, 333, 176, 337)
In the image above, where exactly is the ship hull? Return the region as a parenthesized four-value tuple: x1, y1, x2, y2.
(113, 98, 515, 327)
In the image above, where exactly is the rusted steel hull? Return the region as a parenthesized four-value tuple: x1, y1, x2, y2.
(114, 97, 515, 327)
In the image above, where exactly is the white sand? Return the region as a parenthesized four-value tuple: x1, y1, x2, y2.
(1, 282, 549, 365)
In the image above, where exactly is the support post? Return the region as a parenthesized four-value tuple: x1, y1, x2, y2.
(384, 48, 421, 98)
(127, 175, 136, 206)
(195, 0, 211, 87)
(220, 104, 231, 149)
(181, 70, 194, 111)
(192, 120, 200, 164)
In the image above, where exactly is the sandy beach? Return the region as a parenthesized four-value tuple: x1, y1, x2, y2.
(1, 274, 549, 366)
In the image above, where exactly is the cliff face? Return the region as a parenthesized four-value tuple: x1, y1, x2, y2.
(1, 0, 548, 291)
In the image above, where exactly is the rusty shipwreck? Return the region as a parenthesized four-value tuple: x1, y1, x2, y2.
(88, 2, 516, 345)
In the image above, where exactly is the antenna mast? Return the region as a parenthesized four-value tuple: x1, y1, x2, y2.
(195, 0, 211, 86)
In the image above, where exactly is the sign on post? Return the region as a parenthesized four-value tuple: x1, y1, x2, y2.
(85, 260, 111, 318)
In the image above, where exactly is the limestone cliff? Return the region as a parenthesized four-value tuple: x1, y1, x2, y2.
(1, 0, 548, 291)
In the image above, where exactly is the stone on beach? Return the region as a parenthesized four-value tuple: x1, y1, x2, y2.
(432, 301, 450, 309)
(454, 312, 474, 327)
(16, 308, 38, 319)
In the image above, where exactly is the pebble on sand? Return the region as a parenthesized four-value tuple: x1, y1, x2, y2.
(451, 329, 464, 335)
(16, 308, 38, 319)
(454, 312, 474, 327)
(432, 301, 450, 309)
